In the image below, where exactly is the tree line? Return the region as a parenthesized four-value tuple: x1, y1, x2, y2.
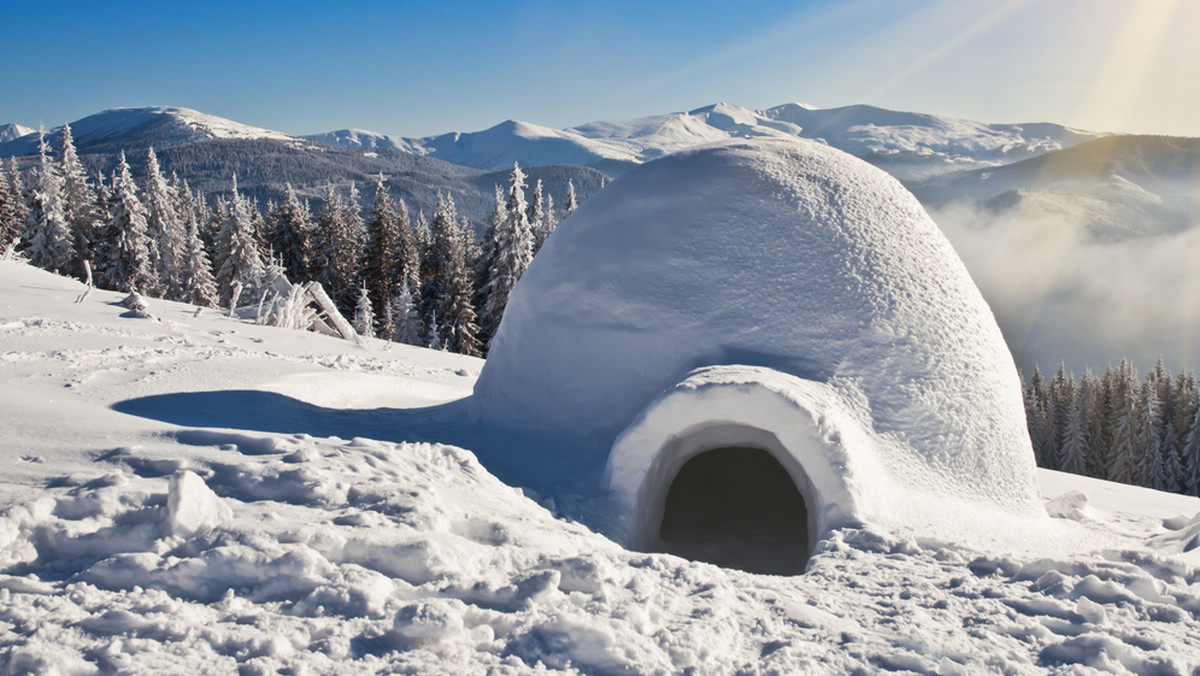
(1023, 360, 1200, 495)
(0, 125, 581, 357)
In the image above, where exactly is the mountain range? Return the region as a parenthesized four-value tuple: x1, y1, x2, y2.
(308, 102, 1105, 183)
(2, 102, 1199, 372)
(3, 102, 1197, 242)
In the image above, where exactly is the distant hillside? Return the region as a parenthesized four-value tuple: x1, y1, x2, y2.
(915, 135, 1200, 239)
(1, 108, 605, 227)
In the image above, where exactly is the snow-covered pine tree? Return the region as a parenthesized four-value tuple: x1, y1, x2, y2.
(102, 152, 153, 293)
(390, 279, 423, 346)
(535, 192, 556, 253)
(1078, 369, 1105, 478)
(363, 176, 400, 338)
(0, 162, 19, 249)
(311, 183, 365, 314)
(426, 308, 442, 351)
(178, 200, 219, 308)
(1047, 363, 1074, 471)
(1183, 400, 1200, 496)
(480, 163, 534, 346)
(1134, 380, 1163, 487)
(1105, 361, 1140, 484)
(22, 127, 74, 274)
(424, 193, 480, 356)
(267, 183, 312, 283)
(1155, 418, 1182, 492)
(527, 177, 544, 250)
(1173, 371, 1197, 491)
(213, 176, 265, 309)
(1059, 396, 1090, 477)
(7, 158, 29, 237)
(393, 196, 419, 300)
(564, 179, 578, 218)
(142, 147, 182, 298)
(1024, 367, 1051, 467)
(57, 123, 99, 277)
(412, 208, 432, 291)
(473, 185, 504, 343)
(353, 284, 375, 338)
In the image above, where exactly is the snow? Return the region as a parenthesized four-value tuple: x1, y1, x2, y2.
(478, 138, 1042, 548)
(3, 255, 1200, 672)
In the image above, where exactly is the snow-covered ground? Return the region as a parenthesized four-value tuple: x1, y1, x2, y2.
(2, 260, 1199, 674)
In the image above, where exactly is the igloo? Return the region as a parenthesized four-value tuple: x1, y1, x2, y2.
(473, 137, 1042, 574)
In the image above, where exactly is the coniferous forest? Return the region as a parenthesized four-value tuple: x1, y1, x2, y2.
(0, 126, 581, 358)
(1023, 360, 1200, 497)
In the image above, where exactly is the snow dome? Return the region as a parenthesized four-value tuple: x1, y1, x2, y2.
(473, 137, 1042, 573)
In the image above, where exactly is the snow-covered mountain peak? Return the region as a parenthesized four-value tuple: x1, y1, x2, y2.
(0, 122, 34, 144)
(0, 106, 305, 157)
(74, 106, 299, 144)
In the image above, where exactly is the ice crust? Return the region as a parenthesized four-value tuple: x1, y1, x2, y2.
(476, 137, 1042, 527)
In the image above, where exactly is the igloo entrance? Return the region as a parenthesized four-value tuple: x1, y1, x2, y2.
(657, 447, 809, 575)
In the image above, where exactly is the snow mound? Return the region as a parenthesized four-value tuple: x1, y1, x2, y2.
(476, 137, 1042, 550)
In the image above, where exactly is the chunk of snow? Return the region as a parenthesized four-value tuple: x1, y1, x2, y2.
(165, 470, 231, 538)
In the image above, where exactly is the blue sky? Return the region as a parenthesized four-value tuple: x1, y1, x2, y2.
(5, 0, 1198, 138)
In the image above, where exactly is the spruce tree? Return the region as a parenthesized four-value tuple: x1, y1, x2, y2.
(423, 193, 480, 356)
(1105, 361, 1140, 484)
(1024, 367, 1051, 466)
(1047, 363, 1073, 470)
(480, 163, 534, 345)
(535, 192, 556, 253)
(393, 197, 419, 298)
(57, 123, 99, 276)
(102, 152, 153, 293)
(7, 158, 29, 238)
(527, 177, 544, 250)
(1060, 397, 1090, 477)
(267, 183, 312, 282)
(0, 162, 19, 250)
(1183, 402, 1200, 496)
(564, 179, 578, 218)
(390, 279, 423, 346)
(1136, 381, 1163, 487)
(426, 308, 442, 351)
(22, 127, 74, 274)
(311, 183, 364, 313)
(142, 147, 182, 298)
(353, 284, 375, 338)
(363, 176, 400, 336)
(1078, 370, 1105, 477)
(213, 176, 265, 309)
(473, 185, 504, 342)
(178, 204, 219, 308)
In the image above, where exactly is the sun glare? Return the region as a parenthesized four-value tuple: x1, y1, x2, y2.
(1075, 0, 1185, 135)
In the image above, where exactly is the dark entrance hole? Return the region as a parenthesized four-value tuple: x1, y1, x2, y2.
(658, 447, 809, 575)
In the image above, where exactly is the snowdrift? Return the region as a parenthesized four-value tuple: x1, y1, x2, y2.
(475, 137, 1042, 565)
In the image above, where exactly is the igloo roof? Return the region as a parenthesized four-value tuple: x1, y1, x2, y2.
(474, 137, 1040, 515)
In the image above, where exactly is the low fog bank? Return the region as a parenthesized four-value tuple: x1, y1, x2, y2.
(930, 200, 1200, 377)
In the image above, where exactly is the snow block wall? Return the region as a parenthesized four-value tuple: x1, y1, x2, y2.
(474, 137, 1042, 565)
